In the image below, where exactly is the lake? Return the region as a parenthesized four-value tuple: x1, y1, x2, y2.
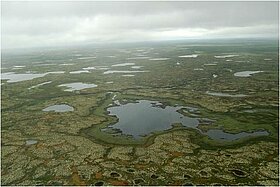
(104, 100, 199, 139)
(1, 71, 64, 83)
(103, 100, 269, 141)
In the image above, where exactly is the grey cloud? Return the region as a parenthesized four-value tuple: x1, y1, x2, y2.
(2, 1, 278, 49)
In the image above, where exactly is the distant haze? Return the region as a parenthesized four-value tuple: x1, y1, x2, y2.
(2, 1, 279, 49)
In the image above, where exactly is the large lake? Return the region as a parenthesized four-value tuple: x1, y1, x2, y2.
(103, 100, 269, 141)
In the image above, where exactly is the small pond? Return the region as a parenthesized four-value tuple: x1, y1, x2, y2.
(77, 56, 96, 60)
(178, 54, 198, 58)
(206, 91, 247, 97)
(58, 82, 97, 92)
(234, 71, 263, 77)
(83, 67, 96, 70)
(103, 70, 148, 74)
(206, 129, 269, 141)
(26, 140, 38, 145)
(43, 104, 74, 112)
(69, 70, 90, 74)
(102, 100, 269, 141)
(127, 57, 149, 60)
(214, 54, 239, 58)
(112, 63, 135, 67)
(149, 58, 170, 61)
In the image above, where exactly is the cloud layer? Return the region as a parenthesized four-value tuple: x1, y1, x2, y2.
(2, 1, 279, 49)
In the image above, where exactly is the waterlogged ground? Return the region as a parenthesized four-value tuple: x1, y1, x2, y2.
(1, 39, 279, 185)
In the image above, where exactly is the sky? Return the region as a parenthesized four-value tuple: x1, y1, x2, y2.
(2, 1, 279, 49)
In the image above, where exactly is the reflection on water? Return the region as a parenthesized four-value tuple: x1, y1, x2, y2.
(58, 82, 97, 91)
(102, 100, 269, 141)
(69, 70, 90, 74)
(234, 71, 263, 77)
(43, 104, 74, 112)
(103, 70, 148, 74)
(205, 129, 269, 141)
(131, 66, 143, 69)
(214, 54, 239, 58)
(26, 140, 38, 145)
(206, 91, 247, 97)
(1, 71, 64, 83)
(1, 72, 47, 83)
(149, 58, 170, 61)
(104, 100, 198, 139)
(178, 54, 198, 58)
(112, 63, 135, 67)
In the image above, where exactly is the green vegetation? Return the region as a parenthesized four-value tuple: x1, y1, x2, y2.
(1, 39, 279, 185)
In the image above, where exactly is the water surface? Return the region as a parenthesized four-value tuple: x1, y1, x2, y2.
(131, 66, 143, 69)
(126, 57, 149, 60)
(214, 55, 239, 58)
(1, 72, 46, 83)
(58, 82, 97, 91)
(1, 71, 64, 83)
(234, 71, 263, 77)
(104, 100, 199, 139)
(206, 130, 269, 141)
(178, 54, 198, 58)
(69, 70, 90, 74)
(77, 56, 96, 60)
(83, 67, 96, 70)
(26, 140, 38, 145)
(103, 70, 148, 74)
(149, 58, 170, 61)
(206, 91, 247, 97)
(112, 63, 135, 67)
(103, 100, 269, 141)
(122, 74, 135, 77)
(43, 104, 74, 112)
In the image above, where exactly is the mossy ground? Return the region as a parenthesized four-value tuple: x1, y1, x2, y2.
(1, 39, 279, 185)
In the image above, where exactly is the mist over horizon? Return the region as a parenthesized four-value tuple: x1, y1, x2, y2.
(2, 1, 279, 49)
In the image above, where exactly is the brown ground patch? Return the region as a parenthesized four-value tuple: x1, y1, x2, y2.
(109, 179, 129, 186)
(95, 172, 103, 179)
(71, 167, 86, 185)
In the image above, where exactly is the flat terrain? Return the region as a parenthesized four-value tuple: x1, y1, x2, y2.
(1, 39, 279, 185)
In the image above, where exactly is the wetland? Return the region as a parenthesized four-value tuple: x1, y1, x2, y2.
(1, 39, 279, 186)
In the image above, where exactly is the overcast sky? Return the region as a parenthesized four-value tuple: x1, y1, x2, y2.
(2, 1, 279, 49)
